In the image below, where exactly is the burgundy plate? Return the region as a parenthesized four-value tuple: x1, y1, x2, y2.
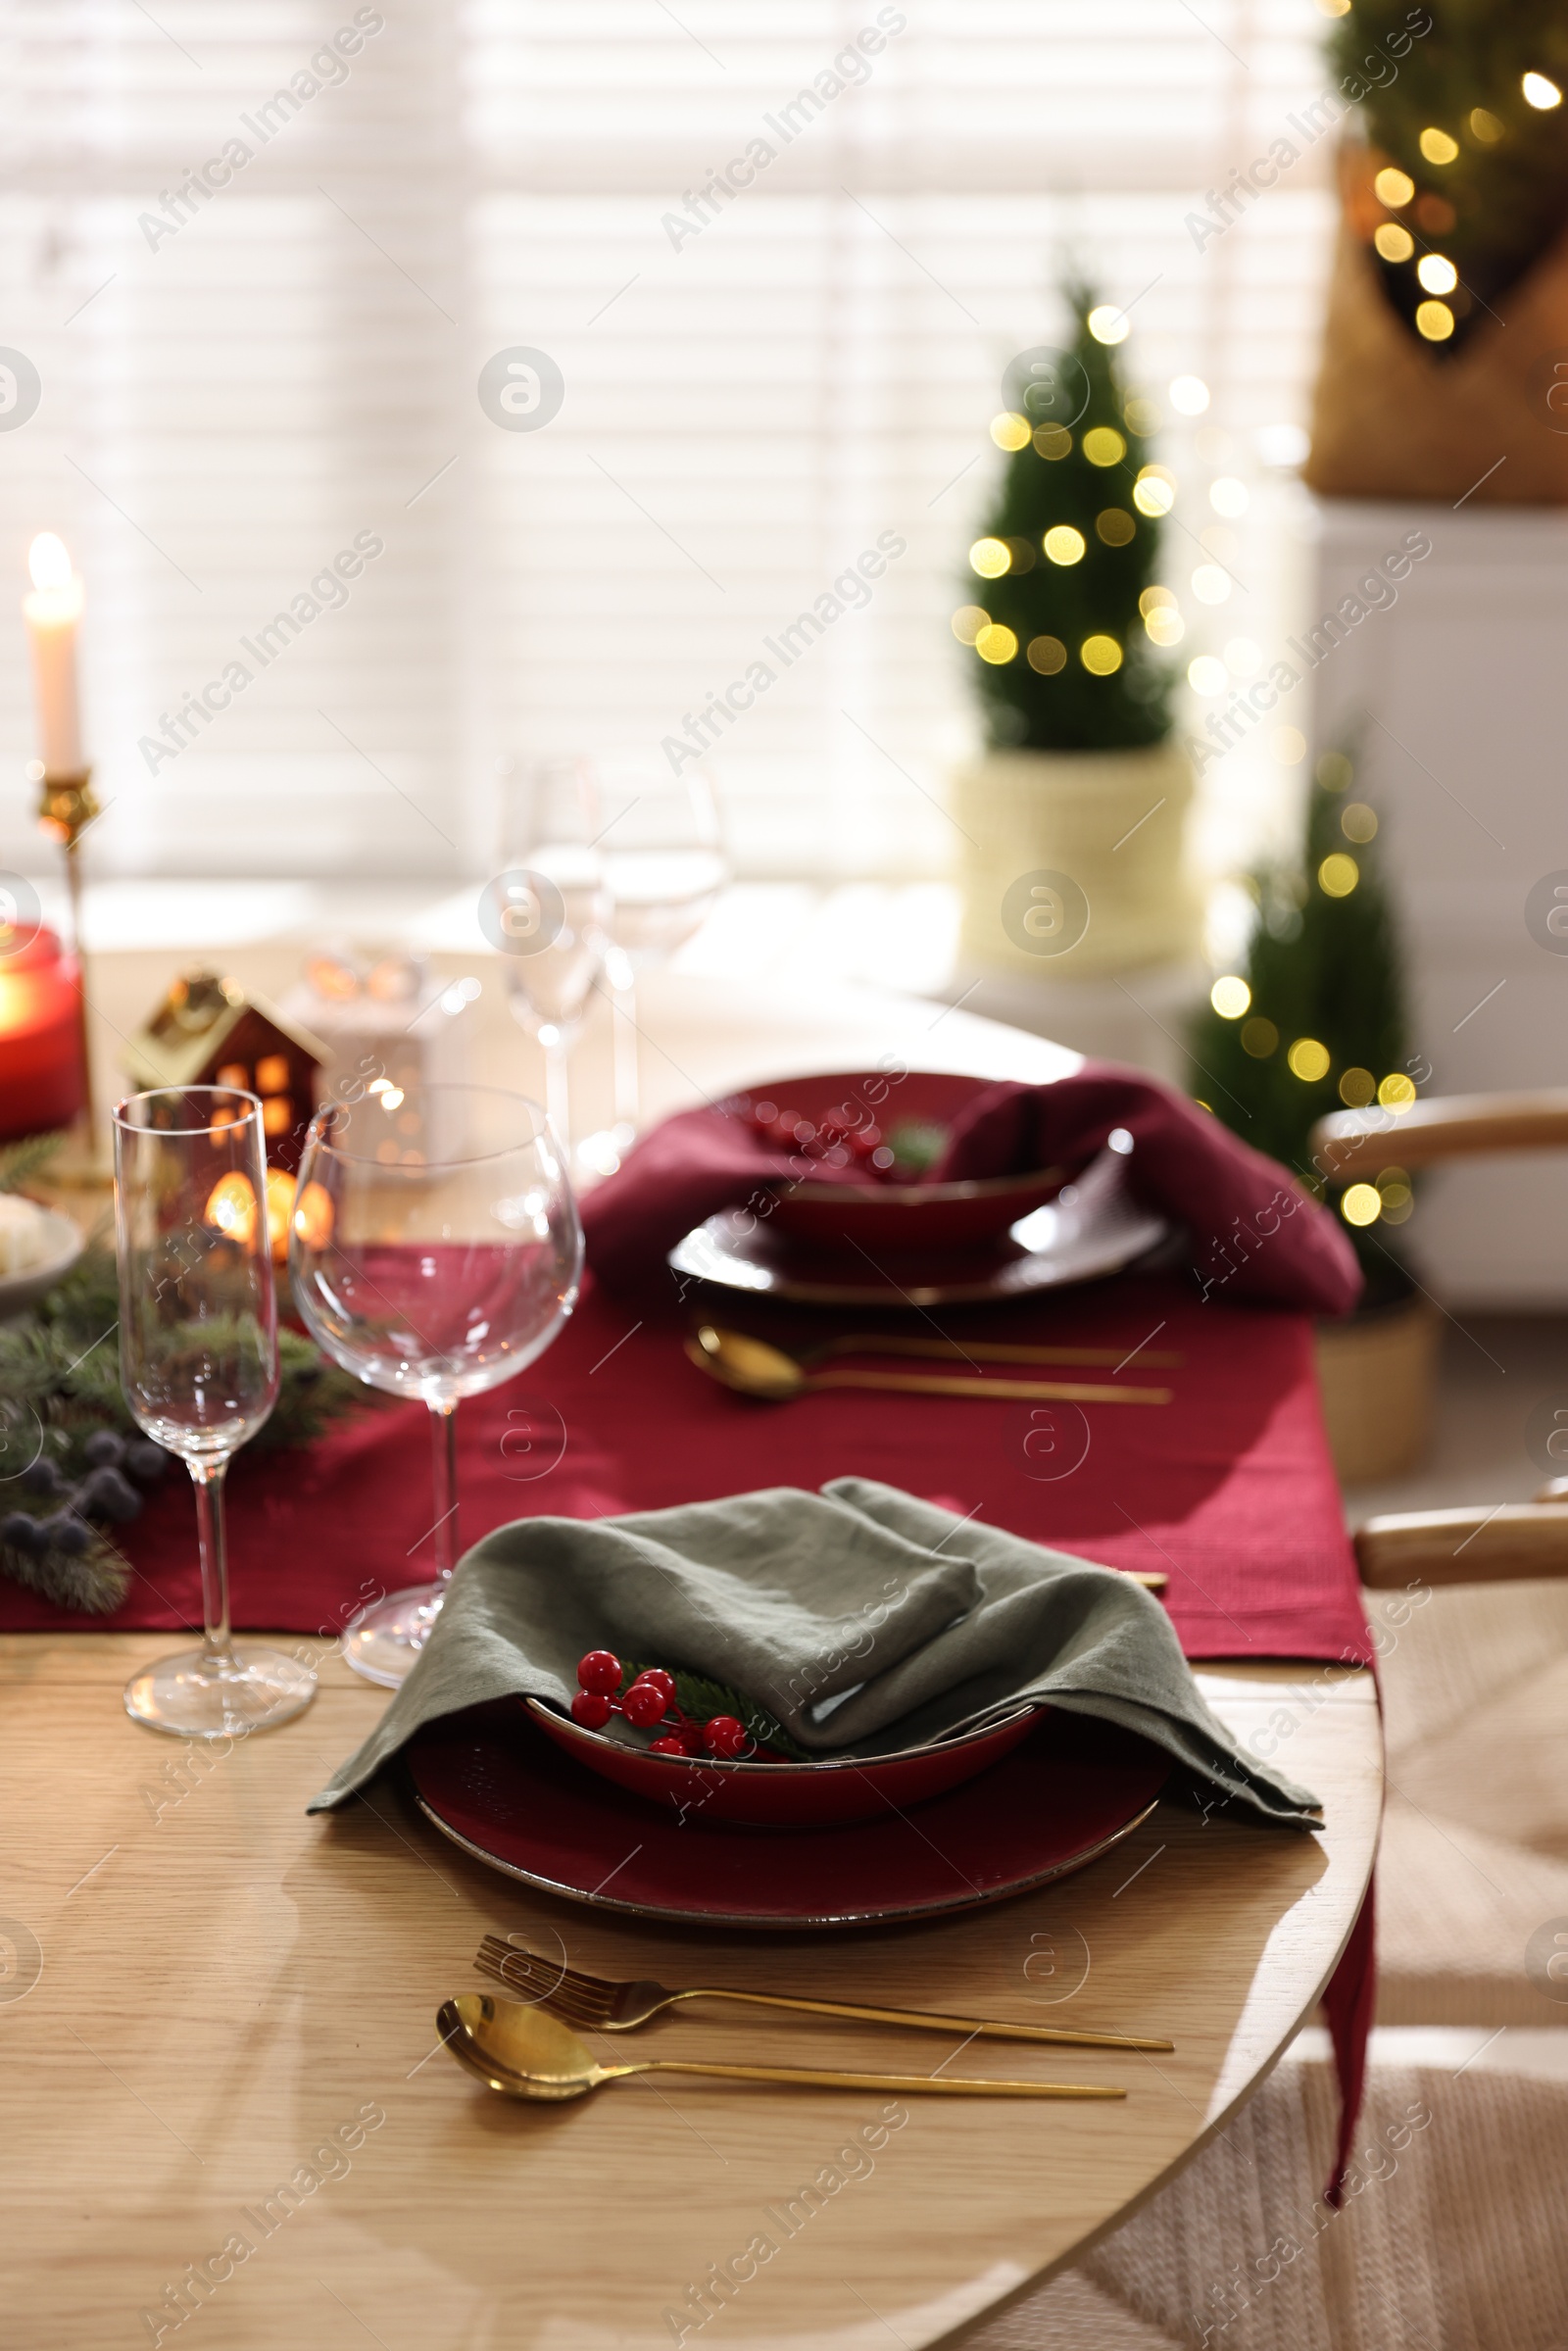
(752, 1070, 1063, 1255)
(522, 1697, 1039, 1827)
(407, 1702, 1170, 1929)
(668, 1148, 1168, 1308)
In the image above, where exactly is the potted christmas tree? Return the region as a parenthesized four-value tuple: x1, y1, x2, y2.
(1304, 0, 1568, 503)
(1189, 748, 1441, 1483)
(952, 284, 1198, 981)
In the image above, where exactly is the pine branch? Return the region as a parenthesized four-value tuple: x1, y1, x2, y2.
(256, 1328, 368, 1452)
(0, 1242, 376, 1612)
(885, 1119, 949, 1177)
(0, 1131, 68, 1194)
(621, 1660, 808, 1760)
(0, 1531, 129, 1614)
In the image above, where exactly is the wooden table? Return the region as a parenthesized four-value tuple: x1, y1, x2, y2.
(5, 967, 1382, 2349)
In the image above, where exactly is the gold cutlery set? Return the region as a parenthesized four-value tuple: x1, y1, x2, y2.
(686, 1322, 1178, 1405)
(438, 1936, 1172, 2106)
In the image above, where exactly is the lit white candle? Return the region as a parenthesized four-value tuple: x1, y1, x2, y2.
(24, 533, 85, 776)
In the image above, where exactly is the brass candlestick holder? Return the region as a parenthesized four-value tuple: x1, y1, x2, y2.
(31, 758, 102, 1165)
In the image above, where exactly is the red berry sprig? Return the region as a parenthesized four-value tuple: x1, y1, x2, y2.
(724, 1096, 897, 1178)
(569, 1651, 757, 1761)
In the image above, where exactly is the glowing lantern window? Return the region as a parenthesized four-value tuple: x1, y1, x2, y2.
(292, 1182, 335, 1251)
(264, 1168, 295, 1262)
(205, 1173, 258, 1245)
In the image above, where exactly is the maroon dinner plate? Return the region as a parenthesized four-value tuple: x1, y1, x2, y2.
(407, 1701, 1170, 1929)
(752, 1069, 1064, 1255)
(521, 1695, 1040, 1827)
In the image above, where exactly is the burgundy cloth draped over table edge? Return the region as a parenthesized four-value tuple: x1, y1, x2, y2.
(0, 1262, 1376, 2199)
(578, 1062, 1364, 1319)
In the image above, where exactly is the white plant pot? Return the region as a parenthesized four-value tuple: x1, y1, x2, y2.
(952, 742, 1198, 982)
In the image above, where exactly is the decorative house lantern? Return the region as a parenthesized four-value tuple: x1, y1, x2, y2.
(123, 973, 326, 1175)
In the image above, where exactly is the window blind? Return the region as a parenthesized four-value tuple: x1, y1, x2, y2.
(0, 0, 1340, 887)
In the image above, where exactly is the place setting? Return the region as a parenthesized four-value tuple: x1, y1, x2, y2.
(267, 1053, 1358, 2116)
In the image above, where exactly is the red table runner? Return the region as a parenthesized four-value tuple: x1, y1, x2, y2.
(1, 1266, 1374, 2196)
(1, 1271, 1370, 1661)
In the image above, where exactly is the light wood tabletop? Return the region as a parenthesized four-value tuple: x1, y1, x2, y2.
(2, 1640, 1378, 2351)
(4, 963, 1382, 2349)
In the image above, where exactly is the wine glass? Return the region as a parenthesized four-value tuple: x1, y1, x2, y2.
(589, 760, 727, 1159)
(288, 1081, 582, 1688)
(484, 758, 610, 1156)
(114, 1086, 316, 1738)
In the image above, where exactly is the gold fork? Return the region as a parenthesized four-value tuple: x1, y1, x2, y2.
(795, 1334, 1184, 1371)
(474, 1938, 1173, 2051)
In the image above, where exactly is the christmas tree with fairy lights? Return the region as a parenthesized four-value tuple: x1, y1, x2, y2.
(1189, 746, 1419, 1291)
(957, 286, 1178, 753)
(1328, 0, 1568, 356)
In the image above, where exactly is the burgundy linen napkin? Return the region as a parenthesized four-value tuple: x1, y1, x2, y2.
(580, 1062, 1361, 1316)
(932, 1070, 1361, 1314)
(579, 1099, 871, 1299)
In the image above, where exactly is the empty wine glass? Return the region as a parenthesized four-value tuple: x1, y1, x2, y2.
(289, 1081, 582, 1688)
(115, 1086, 316, 1738)
(589, 761, 727, 1158)
(484, 758, 610, 1155)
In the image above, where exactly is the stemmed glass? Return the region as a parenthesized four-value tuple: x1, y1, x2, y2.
(114, 1086, 317, 1738)
(592, 760, 727, 1153)
(289, 1081, 582, 1688)
(484, 758, 611, 1156)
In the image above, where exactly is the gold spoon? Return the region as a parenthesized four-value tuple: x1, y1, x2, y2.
(437, 1994, 1127, 2104)
(686, 1325, 1170, 1405)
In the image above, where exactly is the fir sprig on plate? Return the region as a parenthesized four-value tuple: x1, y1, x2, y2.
(620, 1661, 809, 1761)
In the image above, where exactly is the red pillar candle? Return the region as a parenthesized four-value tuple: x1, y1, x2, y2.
(0, 927, 86, 1143)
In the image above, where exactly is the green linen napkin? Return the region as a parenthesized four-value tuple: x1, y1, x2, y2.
(309, 1478, 1322, 1827)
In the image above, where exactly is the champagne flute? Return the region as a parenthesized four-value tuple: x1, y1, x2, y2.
(289, 1081, 582, 1688)
(485, 758, 610, 1156)
(115, 1086, 316, 1738)
(590, 760, 727, 1155)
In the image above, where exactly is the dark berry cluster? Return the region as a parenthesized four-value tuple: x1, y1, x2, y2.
(570, 1650, 751, 1761)
(1, 1431, 170, 1559)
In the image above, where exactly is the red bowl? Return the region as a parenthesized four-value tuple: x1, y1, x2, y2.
(750, 1069, 1061, 1255)
(521, 1697, 1040, 1828)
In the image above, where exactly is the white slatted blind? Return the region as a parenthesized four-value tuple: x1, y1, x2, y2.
(0, 0, 1339, 886)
